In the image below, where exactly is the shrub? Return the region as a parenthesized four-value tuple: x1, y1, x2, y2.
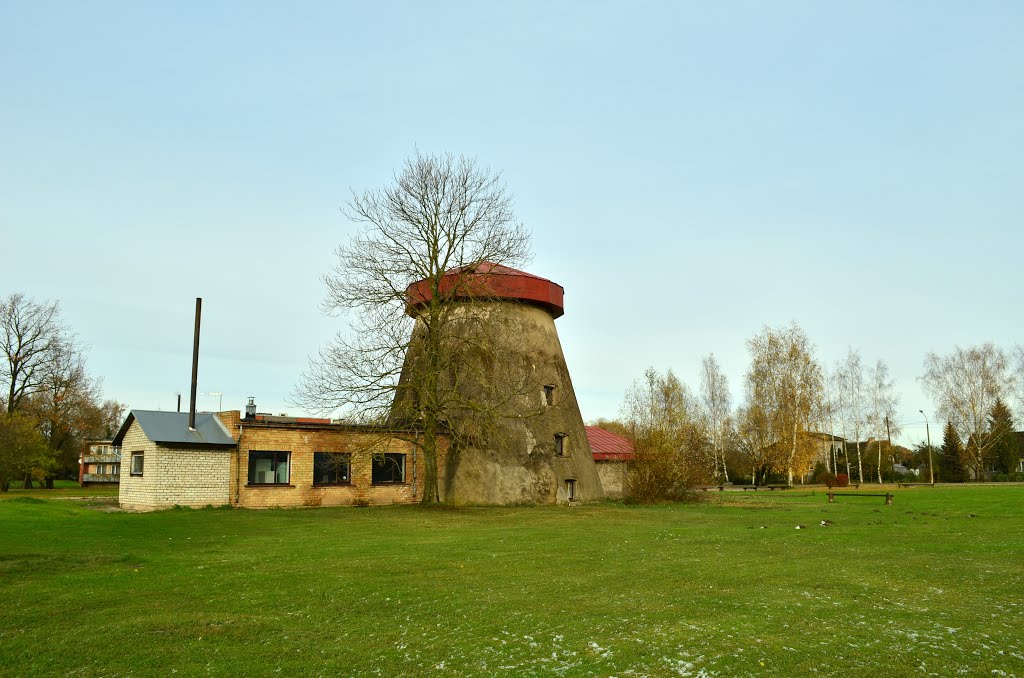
(835, 473, 849, 487)
(815, 469, 837, 488)
(624, 448, 706, 503)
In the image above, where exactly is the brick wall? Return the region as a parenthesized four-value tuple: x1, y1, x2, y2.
(117, 420, 232, 510)
(119, 415, 452, 510)
(118, 421, 158, 510)
(231, 424, 445, 509)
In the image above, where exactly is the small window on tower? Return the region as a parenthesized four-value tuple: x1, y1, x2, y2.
(555, 433, 567, 456)
(566, 478, 577, 501)
(543, 385, 556, 407)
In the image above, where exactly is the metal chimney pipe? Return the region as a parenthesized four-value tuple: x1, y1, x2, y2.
(189, 298, 202, 430)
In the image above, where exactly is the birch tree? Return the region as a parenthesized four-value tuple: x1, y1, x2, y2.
(699, 353, 731, 483)
(837, 348, 868, 484)
(743, 323, 824, 485)
(735, 403, 778, 485)
(920, 343, 1017, 480)
(828, 362, 852, 479)
(867, 358, 901, 484)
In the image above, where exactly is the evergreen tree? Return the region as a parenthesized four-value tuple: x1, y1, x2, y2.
(988, 399, 1019, 474)
(940, 420, 964, 483)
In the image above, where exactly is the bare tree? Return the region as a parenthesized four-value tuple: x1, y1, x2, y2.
(920, 343, 1017, 480)
(836, 348, 868, 484)
(743, 323, 824, 485)
(293, 152, 532, 503)
(1, 294, 62, 414)
(867, 358, 901, 483)
(699, 354, 731, 483)
(1014, 345, 1024, 418)
(828, 362, 851, 479)
(0, 294, 119, 486)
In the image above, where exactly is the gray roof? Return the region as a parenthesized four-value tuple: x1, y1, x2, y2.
(112, 410, 236, 448)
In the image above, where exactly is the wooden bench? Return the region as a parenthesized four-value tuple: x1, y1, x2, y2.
(698, 486, 726, 492)
(827, 491, 893, 505)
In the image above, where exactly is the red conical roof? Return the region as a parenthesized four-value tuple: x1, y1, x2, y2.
(405, 262, 565, 318)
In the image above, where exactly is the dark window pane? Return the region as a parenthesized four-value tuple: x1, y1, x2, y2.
(313, 452, 351, 485)
(372, 453, 405, 484)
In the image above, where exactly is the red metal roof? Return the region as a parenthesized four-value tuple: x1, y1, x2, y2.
(405, 262, 565, 319)
(585, 426, 635, 461)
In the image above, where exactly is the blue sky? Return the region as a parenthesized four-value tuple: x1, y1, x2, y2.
(2, 1, 1021, 445)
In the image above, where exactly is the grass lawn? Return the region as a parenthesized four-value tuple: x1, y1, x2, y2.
(1, 478, 119, 499)
(2, 486, 1022, 677)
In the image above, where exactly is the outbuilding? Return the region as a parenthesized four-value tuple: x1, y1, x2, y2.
(585, 426, 634, 499)
(114, 410, 236, 511)
(115, 407, 443, 511)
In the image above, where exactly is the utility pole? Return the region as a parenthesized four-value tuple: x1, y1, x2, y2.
(919, 409, 934, 486)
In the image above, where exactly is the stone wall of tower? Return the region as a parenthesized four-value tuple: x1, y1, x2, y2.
(393, 300, 604, 505)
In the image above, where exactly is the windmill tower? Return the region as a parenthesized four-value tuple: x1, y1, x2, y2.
(393, 263, 604, 505)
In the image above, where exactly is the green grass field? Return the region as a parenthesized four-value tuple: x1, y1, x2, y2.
(2, 478, 119, 498)
(2, 486, 1022, 677)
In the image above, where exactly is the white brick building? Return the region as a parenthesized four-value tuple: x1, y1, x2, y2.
(114, 411, 236, 511)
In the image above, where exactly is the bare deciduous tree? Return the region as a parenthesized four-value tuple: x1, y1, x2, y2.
(827, 362, 851, 479)
(836, 348, 868, 484)
(867, 358, 901, 484)
(1, 294, 62, 414)
(293, 152, 532, 503)
(820, 368, 844, 475)
(920, 343, 1017, 480)
(699, 353, 731, 483)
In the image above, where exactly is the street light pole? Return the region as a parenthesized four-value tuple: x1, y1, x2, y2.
(919, 409, 934, 486)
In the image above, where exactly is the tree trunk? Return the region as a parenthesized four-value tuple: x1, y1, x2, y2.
(419, 317, 442, 504)
(788, 421, 798, 486)
(877, 445, 883, 484)
(719, 437, 729, 483)
(23, 473, 33, 489)
(419, 397, 441, 504)
(856, 442, 864, 484)
(421, 430, 439, 503)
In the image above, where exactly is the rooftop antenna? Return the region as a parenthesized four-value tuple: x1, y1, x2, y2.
(201, 391, 223, 412)
(189, 298, 202, 430)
